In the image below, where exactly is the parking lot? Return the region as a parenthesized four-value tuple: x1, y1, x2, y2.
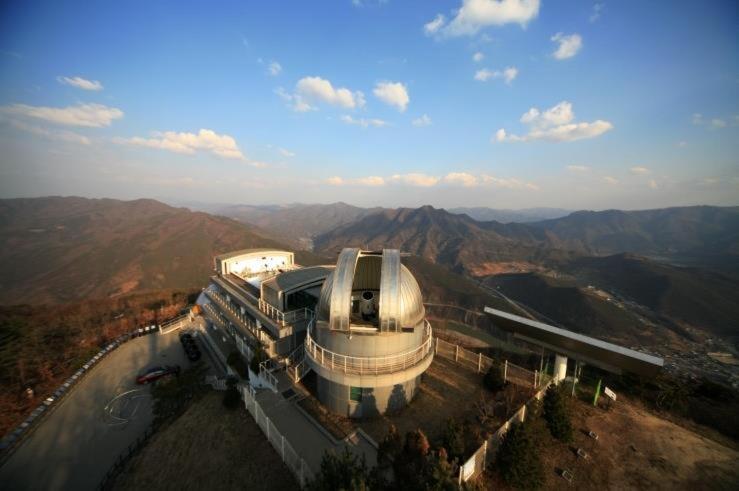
(0, 327, 202, 490)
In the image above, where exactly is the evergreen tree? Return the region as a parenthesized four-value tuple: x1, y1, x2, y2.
(484, 363, 506, 392)
(308, 448, 369, 491)
(543, 385, 573, 442)
(496, 421, 544, 490)
(441, 418, 466, 462)
(378, 424, 403, 468)
(427, 448, 458, 491)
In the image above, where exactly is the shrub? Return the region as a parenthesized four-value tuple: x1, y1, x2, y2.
(543, 385, 573, 442)
(378, 424, 403, 467)
(226, 350, 249, 379)
(496, 421, 544, 490)
(308, 448, 369, 491)
(249, 346, 267, 374)
(484, 363, 506, 392)
(222, 385, 241, 409)
(442, 418, 465, 462)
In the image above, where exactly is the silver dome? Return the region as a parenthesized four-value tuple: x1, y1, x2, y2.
(317, 249, 425, 331)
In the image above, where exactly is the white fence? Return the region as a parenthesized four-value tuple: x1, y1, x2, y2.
(434, 338, 541, 390)
(457, 379, 552, 484)
(240, 385, 313, 487)
(159, 313, 190, 334)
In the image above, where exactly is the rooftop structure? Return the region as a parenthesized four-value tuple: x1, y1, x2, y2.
(201, 249, 330, 362)
(484, 306, 664, 377)
(304, 248, 434, 418)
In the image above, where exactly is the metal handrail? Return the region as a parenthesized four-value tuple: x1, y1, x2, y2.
(304, 320, 433, 375)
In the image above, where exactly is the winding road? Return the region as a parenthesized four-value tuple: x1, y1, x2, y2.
(0, 330, 194, 490)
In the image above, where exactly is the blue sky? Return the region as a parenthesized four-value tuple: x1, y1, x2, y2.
(0, 0, 737, 210)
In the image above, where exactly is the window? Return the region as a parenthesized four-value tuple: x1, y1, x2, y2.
(350, 386, 362, 402)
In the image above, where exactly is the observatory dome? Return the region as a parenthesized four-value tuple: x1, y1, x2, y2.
(317, 250, 425, 329)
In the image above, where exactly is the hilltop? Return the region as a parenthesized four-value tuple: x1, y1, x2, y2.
(0, 197, 293, 304)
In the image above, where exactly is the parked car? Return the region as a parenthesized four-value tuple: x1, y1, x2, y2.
(179, 332, 201, 361)
(136, 365, 180, 384)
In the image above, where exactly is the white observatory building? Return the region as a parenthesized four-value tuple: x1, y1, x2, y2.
(304, 248, 434, 418)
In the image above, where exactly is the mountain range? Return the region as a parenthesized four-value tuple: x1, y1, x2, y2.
(1, 197, 737, 350)
(0, 197, 296, 304)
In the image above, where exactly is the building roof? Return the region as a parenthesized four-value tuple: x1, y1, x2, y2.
(484, 306, 664, 377)
(317, 249, 425, 331)
(261, 265, 334, 294)
(214, 248, 292, 262)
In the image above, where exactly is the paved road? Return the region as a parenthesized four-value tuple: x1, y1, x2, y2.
(0, 329, 196, 491)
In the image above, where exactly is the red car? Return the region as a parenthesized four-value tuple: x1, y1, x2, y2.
(136, 365, 180, 384)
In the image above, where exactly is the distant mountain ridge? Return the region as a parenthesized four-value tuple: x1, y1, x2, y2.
(315, 204, 739, 271)
(0, 197, 290, 304)
(449, 207, 571, 223)
(208, 202, 385, 243)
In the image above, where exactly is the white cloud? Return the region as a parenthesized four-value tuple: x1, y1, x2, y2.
(495, 101, 613, 143)
(326, 175, 385, 186)
(341, 114, 388, 128)
(9, 119, 90, 145)
(441, 0, 540, 36)
(355, 176, 386, 186)
(389, 173, 440, 187)
(589, 3, 604, 23)
(278, 147, 295, 157)
(474, 69, 496, 82)
(268, 61, 282, 76)
(373, 81, 410, 112)
(412, 114, 432, 127)
(443, 172, 479, 187)
(551, 33, 582, 60)
(566, 165, 590, 172)
(603, 176, 619, 185)
(57, 76, 103, 91)
(327, 171, 538, 190)
(424, 14, 446, 35)
(692, 113, 731, 129)
(502, 67, 518, 84)
(113, 128, 257, 163)
(474, 66, 518, 84)
(473, 51, 485, 62)
(630, 166, 651, 175)
(279, 77, 365, 112)
(1, 102, 123, 127)
(677, 141, 687, 147)
(480, 174, 539, 190)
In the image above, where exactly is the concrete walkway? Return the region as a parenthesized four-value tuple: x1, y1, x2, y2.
(255, 388, 377, 472)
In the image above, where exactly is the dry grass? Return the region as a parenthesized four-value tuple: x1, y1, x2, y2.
(358, 356, 532, 446)
(481, 395, 739, 490)
(112, 391, 297, 491)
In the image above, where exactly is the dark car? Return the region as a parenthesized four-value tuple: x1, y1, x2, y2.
(136, 365, 180, 384)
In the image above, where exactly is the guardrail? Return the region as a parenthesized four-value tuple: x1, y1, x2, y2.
(305, 321, 434, 375)
(258, 300, 313, 328)
(0, 323, 161, 463)
(240, 384, 313, 487)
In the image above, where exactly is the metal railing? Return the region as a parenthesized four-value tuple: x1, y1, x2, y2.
(204, 289, 273, 349)
(258, 299, 313, 328)
(305, 321, 434, 375)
